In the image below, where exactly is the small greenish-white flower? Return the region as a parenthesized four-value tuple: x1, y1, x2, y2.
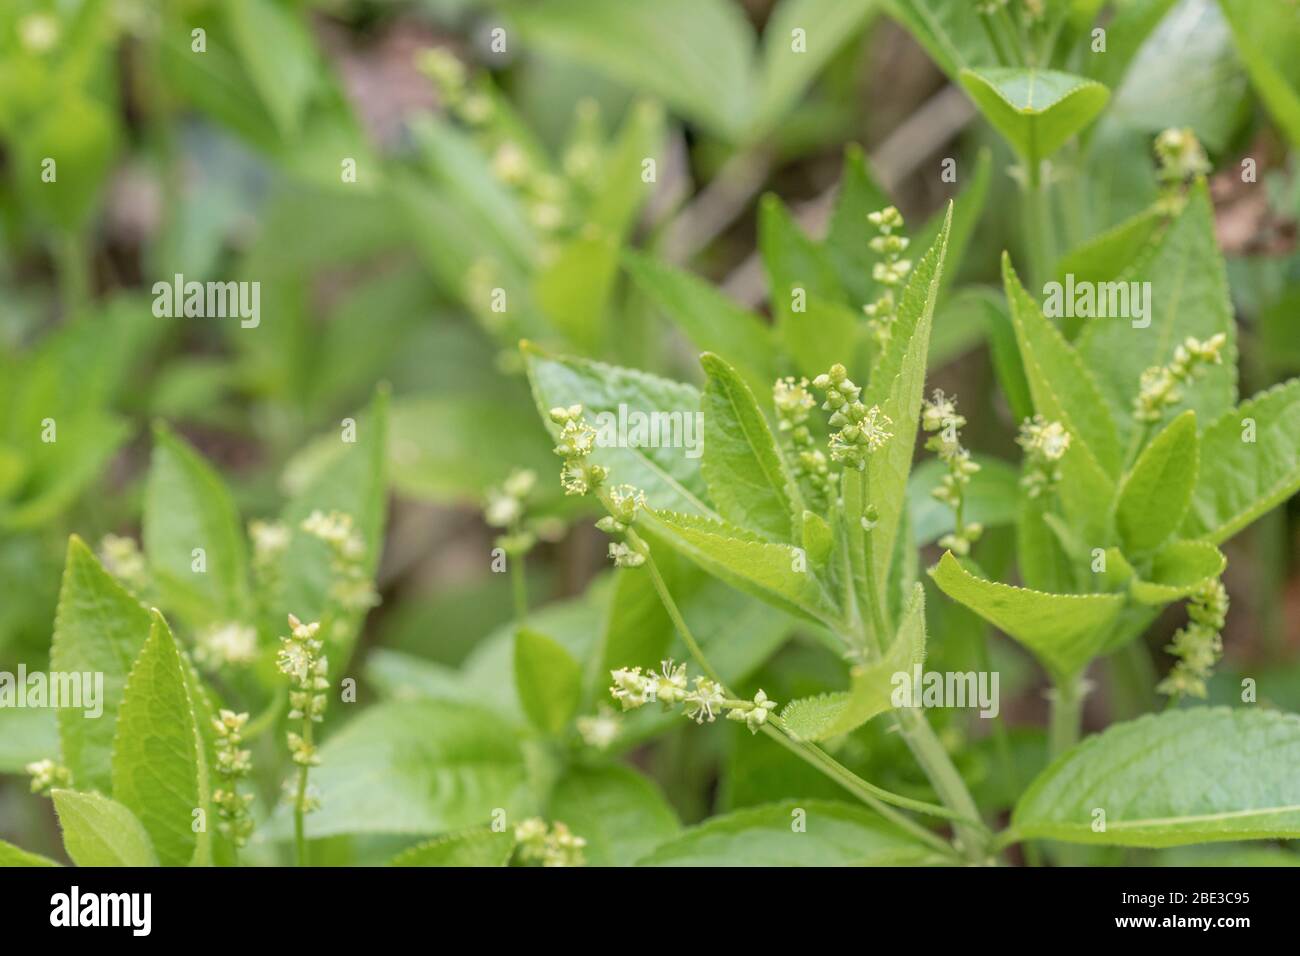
(1155, 127, 1211, 184)
(608, 541, 646, 568)
(249, 519, 290, 565)
(1158, 579, 1228, 700)
(607, 484, 646, 524)
(195, 622, 258, 670)
(99, 534, 147, 587)
(867, 206, 904, 232)
(287, 731, 320, 767)
(302, 510, 364, 559)
(1017, 416, 1071, 498)
(576, 705, 621, 750)
(19, 14, 59, 53)
(683, 677, 726, 724)
(491, 142, 529, 185)
(1134, 334, 1227, 423)
(514, 818, 587, 867)
(25, 759, 70, 795)
(418, 47, 466, 98)
(610, 666, 654, 710)
(862, 207, 913, 344)
(773, 376, 831, 506)
(647, 659, 689, 705)
(726, 689, 778, 734)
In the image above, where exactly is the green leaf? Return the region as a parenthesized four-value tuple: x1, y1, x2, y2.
(755, 0, 878, 134)
(700, 353, 800, 540)
(907, 455, 1020, 546)
(1182, 378, 1300, 544)
(1219, 0, 1300, 146)
(0, 839, 60, 867)
(642, 509, 839, 625)
(297, 700, 531, 838)
(586, 100, 665, 237)
(52, 790, 159, 867)
(50, 536, 153, 793)
(1078, 182, 1237, 443)
(885, 0, 997, 81)
(636, 799, 944, 865)
(929, 552, 1124, 682)
(959, 68, 1109, 165)
(226, 0, 318, 137)
(780, 293, 861, 385)
(1129, 539, 1226, 605)
(389, 828, 516, 867)
(780, 583, 927, 741)
(143, 424, 251, 625)
(548, 764, 681, 866)
(861, 205, 951, 595)
(823, 145, 892, 305)
(514, 628, 582, 735)
(523, 343, 714, 516)
(1014, 708, 1300, 846)
(0, 708, 58, 775)
(624, 252, 775, 398)
(534, 230, 620, 354)
(1054, 205, 1167, 292)
(761, 194, 842, 308)
(1116, 410, 1199, 555)
(509, 0, 756, 140)
(111, 611, 212, 867)
(14, 93, 117, 229)
(1083, 0, 1181, 91)
(1002, 255, 1118, 540)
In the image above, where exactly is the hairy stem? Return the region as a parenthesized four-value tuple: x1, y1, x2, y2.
(893, 706, 990, 862)
(293, 716, 313, 867)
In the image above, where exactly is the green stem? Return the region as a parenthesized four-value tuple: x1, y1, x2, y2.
(851, 468, 890, 651)
(293, 716, 313, 867)
(1048, 674, 1086, 758)
(1021, 162, 1054, 291)
(510, 551, 528, 625)
(893, 706, 990, 862)
(637, 541, 973, 851)
(56, 230, 89, 316)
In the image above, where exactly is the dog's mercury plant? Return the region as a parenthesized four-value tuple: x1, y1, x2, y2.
(278, 614, 328, 860)
(1157, 579, 1229, 700)
(862, 207, 912, 346)
(212, 710, 255, 849)
(25, 759, 70, 796)
(1133, 333, 1228, 424)
(610, 660, 778, 733)
(921, 390, 983, 555)
(514, 818, 588, 867)
(774, 376, 831, 507)
(812, 363, 893, 472)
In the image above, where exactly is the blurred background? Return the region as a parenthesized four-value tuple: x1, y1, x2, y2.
(0, 0, 1297, 863)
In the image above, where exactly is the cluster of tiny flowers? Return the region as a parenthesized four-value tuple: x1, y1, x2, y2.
(921, 390, 984, 555)
(194, 622, 259, 671)
(609, 660, 777, 734)
(250, 519, 290, 569)
(550, 405, 608, 496)
(598, 484, 649, 568)
(301, 510, 378, 619)
(99, 534, 148, 592)
(1016, 416, 1071, 498)
(1157, 579, 1228, 699)
(576, 704, 621, 750)
(514, 818, 587, 867)
(812, 364, 893, 472)
(1155, 127, 1211, 187)
(212, 710, 255, 847)
(1133, 334, 1228, 424)
(862, 207, 912, 347)
(418, 48, 493, 127)
(485, 467, 552, 558)
(25, 758, 70, 795)
(276, 615, 328, 769)
(773, 377, 831, 505)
